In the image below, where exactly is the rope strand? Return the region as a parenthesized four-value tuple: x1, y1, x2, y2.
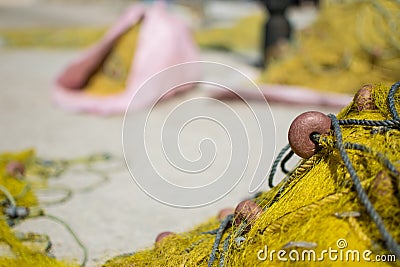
(43, 214, 88, 267)
(268, 144, 291, 188)
(329, 113, 400, 258)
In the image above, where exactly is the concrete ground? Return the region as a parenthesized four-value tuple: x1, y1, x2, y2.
(0, 1, 338, 266)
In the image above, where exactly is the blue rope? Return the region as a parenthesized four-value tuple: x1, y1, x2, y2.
(338, 81, 400, 129)
(208, 214, 233, 267)
(268, 144, 291, 188)
(329, 113, 400, 259)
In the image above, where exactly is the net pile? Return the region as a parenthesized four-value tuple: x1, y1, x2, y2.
(260, 0, 400, 94)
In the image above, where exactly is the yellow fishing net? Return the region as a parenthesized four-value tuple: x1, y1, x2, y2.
(260, 0, 400, 94)
(0, 27, 107, 48)
(84, 23, 141, 96)
(104, 82, 400, 266)
(0, 13, 262, 52)
(0, 150, 113, 266)
(0, 150, 74, 267)
(194, 13, 263, 52)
